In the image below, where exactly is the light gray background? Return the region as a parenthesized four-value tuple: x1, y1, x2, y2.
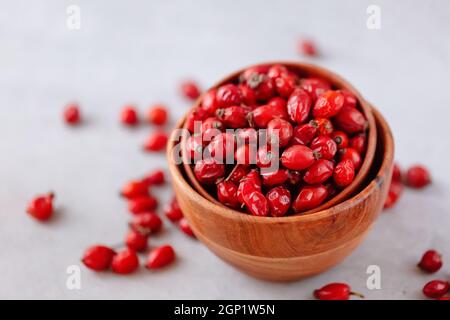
(0, 0, 449, 299)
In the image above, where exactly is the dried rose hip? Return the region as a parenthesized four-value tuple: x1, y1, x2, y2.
(423, 280, 449, 299)
(418, 250, 442, 273)
(303, 159, 334, 185)
(121, 180, 149, 199)
(146, 245, 175, 269)
(293, 185, 328, 213)
(292, 123, 317, 145)
(128, 195, 158, 214)
(112, 249, 139, 274)
(261, 169, 289, 187)
(194, 158, 225, 185)
(217, 181, 240, 209)
(216, 84, 241, 108)
(130, 212, 162, 234)
(310, 136, 337, 160)
(299, 39, 318, 57)
(392, 163, 402, 182)
(82, 245, 116, 271)
(330, 131, 349, 149)
(267, 118, 293, 147)
(333, 160, 355, 187)
(313, 91, 345, 118)
(164, 197, 184, 222)
(287, 88, 312, 124)
(405, 165, 431, 188)
(300, 78, 331, 101)
(266, 186, 291, 217)
(281, 145, 315, 170)
(383, 181, 403, 209)
(216, 106, 248, 128)
(314, 283, 364, 300)
(349, 133, 366, 154)
(142, 169, 165, 186)
(334, 106, 367, 134)
(339, 147, 362, 170)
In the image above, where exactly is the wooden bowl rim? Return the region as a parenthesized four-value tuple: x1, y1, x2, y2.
(179, 61, 377, 215)
(168, 106, 393, 224)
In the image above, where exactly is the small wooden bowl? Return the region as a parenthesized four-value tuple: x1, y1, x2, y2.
(180, 62, 377, 215)
(168, 106, 393, 281)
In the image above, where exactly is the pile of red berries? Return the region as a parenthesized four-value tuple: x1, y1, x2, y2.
(184, 64, 368, 217)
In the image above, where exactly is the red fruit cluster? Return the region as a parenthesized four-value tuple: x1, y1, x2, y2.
(186, 64, 369, 216)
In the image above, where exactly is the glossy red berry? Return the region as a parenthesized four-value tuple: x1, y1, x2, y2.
(267, 64, 289, 80)
(164, 197, 184, 222)
(339, 90, 358, 108)
(287, 88, 312, 124)
(250, 101, 288, 128)
(125, 230, 148, 252)
(82, 245, 116, 271)
(281, 145, 315, 170)
(216, 84, 242, 108)
(349, 134, 367, 154)
(111, 249, 139, 274)
(227, 165, 249, 184)
(300, 78, 331, 101)
(217, 181, 240, 209)
(237, 170, 262, 203)
(244, 190, 269, 216)
(245, 72, 274, 102)
(26, 193, 54, 221)
(330, 131, 349, 149)
(185, 135, 204, 161)
(383, 181, 403, 209)
(423, 280, 449, 299)
(179, 218, 196, 238)
(314, 283, 363, 300)
(313, 90, 345, 118)
(333, 160, 355, 187)
(147, 105, 168, 125)
(418, 250, 442, 273)
(130, 212, 162, 234)
(292, 123, 317, 145)
(206, 132, 235, 160)
(334, 106, 367, 134)
(194, 158, 225, 185)
(256, 145, 278, 168)
(128, 195, 158, 214)
(261, 169, 289, 187)
(293, 185, 328, 212)
(186, 107, 208, 133)
(406, 165, 431, 188)
(235, 144, 257, 165)
(238, 84, 257, 106)
(63, 103, 81, 125)
(266, 186, 291, 217)
(339, 147, 362, 170)
(267, 118, 293, 147)
(120, 180, 149, 199)
(303, 159, 334, 185)
(274, 74, 297, 98)
(180, 80, 201, 100)
(121, 106, 139, 126)
(143, 131, 168, 152)
(146, 245, 175, 269)
(392, 163, 402, 182)
(201, 89, 219, 115)
(216, 106, 248, 128)
(142, 169, 165, 186)
(201, 117, 224, 139)
(310, 136, 337, 160)
(299, 39, 317, 56)
(310, 118, 334, 136)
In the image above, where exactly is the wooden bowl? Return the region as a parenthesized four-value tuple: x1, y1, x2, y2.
(168, 106, 393, 281)
(180, 62, 377, 215)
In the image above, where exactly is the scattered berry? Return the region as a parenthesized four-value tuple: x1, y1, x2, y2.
(406, 165, 431, 188)
(111, 249, 140, 274)
(82, 245, 116, 271)
(180, 80, 201, 100)
(418, 250, 442, 273)
(143, 131, 168, 152)
(26, 193, 55, 221)
(120, 105, 139, 126)
(147, 105, 168, 125)
(146, 245, 176, 269)
(63, 103, 81, 125)
(314, 283, 364, 300)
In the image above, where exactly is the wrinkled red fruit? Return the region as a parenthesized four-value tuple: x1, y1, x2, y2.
(406, 165, 431, 188)
(310, 136, 337, 160)
(292, 123, 317, 145)
(293, 185, 328, 212)
(300, 78, 331, 101)
(330, 131, 349, 149)
(303, 159, 334, 185)
(281, 145, 315, 170)
(194, 158, 225, 185)
(249, 99, 288, 128)
(217, 181, 239, 209)
(423, 280, 449, 299)
(244, 190, 269, 217)
(206, 132, 235, 160)
(287, 88, 312, 124)
(383, 181, 403, 209)
(121, 106, 139, 126)
(216, 84, 241, 108)
(64, 103, 81, 125)
(261, 169, 289, 187)
(227, 165, 249, 184)
(267, 118, 293, 147)
(147, 105, 168, 125)
(26, 193, 54, 221)
(256, 145, 278, 168)
(216, 106, 248, 128)
(125, 230, 148, 252)
(237, 170, 262, 203)
(142, 169, 165, 186)
(186, 107, 208, 133)
(130, 212, 162, 234)
(82, 245, 116, 271)
(334, 106, 367, 134)
(111, 249, 139, 274)
(143, 131, 168, 152)
(244, 71, 274, 101)
(314, 283, 363, 300)
(201, 89, 219, 115)
(333, 160, 355, 187)
(349, 134, 366, 154)
(418, 250, 443, 273)
(121, 180, 149, 199)
(179, 218, 196, 238)
(180, 80, 201, 100)
(128, 196, 158, 214)
(146, 245, 175, 269)
(266, 186, 291, 217)
(339, 147, 362, 170)
(310, 118, 334, 136)
(313, 91, 345, 118)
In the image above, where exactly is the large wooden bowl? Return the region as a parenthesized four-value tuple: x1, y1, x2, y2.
(168, 107, 393, 281)
(181, 62, 377, 215)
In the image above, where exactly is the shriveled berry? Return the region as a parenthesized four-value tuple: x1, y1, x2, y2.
(339, 147, 362, 170)
(333, 160, 355, 187)
(423, 280, 449, 299)
(267, 118, 293, 147)
(314, 283, 363, 300)
(121, 105, 139, 126)
(406, 165, 431, 188)
(164, 197, 184, 222)
(64, 103, 81, 125)
(293, 185, 328, 212)
(201, 89, 219, 115)
(266, 186, 291, 217)
(216, 84, 241, 108)
(227, 165, 249, 184)
(261, 169, 289, 187)
(383, 181, 403, 209)
(194, 158, 225, 185)
(142, 169, 165, 186)
(349, 134, 366, 154)
(250, 101, 288, 128)
(128, 195, 158, 214)
(244, 190, 269, 216)
(267, 64, 289, 80)
(245, 73, 274, 101)
(256, 145, 278, 168)
(235, 127, 258, 144)
(303, 159, 334, 185)
(334, 106, 367, 134)
(26, 193, 55, 221)
(281, 145, 315, 170)
(186, 107, 208, 133)
(274, 74, 297, 98)
(179, 218, 196, 238)
(180, 80, 201, 100)
(330, 131, 349, 149)
(130, 212, 162, 234)
(206, 132, 236, 160)
(82, 245, 116, 271)
(300, 78, 331, 101)
(235, 144, 257, 165)
(287, 88, 312, 124)
(238, 84, 257, 106)
(310, 118, 334, 136)
(310, 136, 337, 160)
(201, 117, 224, 139)
(237, 170, 262, 203)
(217, 181, 239, 209)
(292, 123, 317, 145)
(111, 249, 139, 274)
(147, 105, 168, 125)
(418, 250, 442, 273)
(216, 106, 248, 128)
(185, 135, 204, 161)
(143, 131, 168, 152)
(146, 245, 175, 269)
(125, 230, 148, 252)
(313, 91, 345, 118)
(121, 180, 149, 199)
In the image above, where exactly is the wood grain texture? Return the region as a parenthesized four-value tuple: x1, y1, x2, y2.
(168, 106, 393, 281)
(180, 61, 377, 215)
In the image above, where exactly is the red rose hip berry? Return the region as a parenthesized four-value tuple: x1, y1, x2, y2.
(349, 134, 367, 154)
(423, 280, 449, 299)
(128, 195, 158, 214)
(164, 197, 184, 222)
(194, 158, 225, 185)
(330, 131, 349, 149)
(293, 185, 328, 212)
(266, 186, 291, 217)
(82, 245, 116, 271)
(418, 250, 443, 273)
(180, 80, 201, 100)
(111, 249, 139, 274)
(292, 123, 317, 145)
(405, 165, 431, 188)
(143, 131, 168, 152)
(333, 160, 355, 187)
(244, 190, 269, 217)
(334, 106, 367, 134)
(217, 181, 240, 209)
(147, 105, 168, 125)
(125, 230, 148, 252)
(303, 159, 334, 185)
(121, 105, 139, 126)
(314, 283, 364, 300)
(310, 136, 337, 160)
(339, 147, 362, 170)
(26, 192, 55, 221)
(146, 245, 176, 269)
(216, 106, 248, 128)
(287, 88, 312, 124)
(63, 103, 81, 125)
(179, 218, 196, 238)
(313, 90, 345, 118)
(281, 145, 315, 170)
(120, 180, 149, 199)
(130, 212, 162, 234)
(267, 118, 293, 147)
(216, 84, 241, 108)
